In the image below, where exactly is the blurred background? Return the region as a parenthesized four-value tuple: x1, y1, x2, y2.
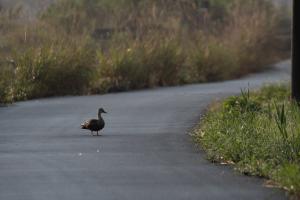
(0, 0, 292, 103)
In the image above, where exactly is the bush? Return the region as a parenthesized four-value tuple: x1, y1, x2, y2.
(223, 0, 282, 74)
(0, 0, 290, 102)
(97, 38, 185, 92)
(191, 40, 238, 82)
(12, 40, 96, 100)
(142, 38, 185, 87)
(97, 44, 144, 92)
(0, 63, 14, 104)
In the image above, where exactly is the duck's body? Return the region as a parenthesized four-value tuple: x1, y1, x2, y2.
(81, 118, 105, 132)
(81, 108, 106, 136)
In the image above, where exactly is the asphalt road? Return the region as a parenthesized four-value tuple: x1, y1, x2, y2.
(0, 61, 291, 200)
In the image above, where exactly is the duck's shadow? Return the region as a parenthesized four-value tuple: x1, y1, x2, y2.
(76, 134, 106, 138)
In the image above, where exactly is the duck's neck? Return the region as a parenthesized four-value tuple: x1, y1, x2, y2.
(98, 113, 102, 119)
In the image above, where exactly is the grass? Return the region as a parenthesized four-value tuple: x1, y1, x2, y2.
(96, 37, 185, 92)
(0, 0, 291, 103)
(192, 84, 300, 198)
(12, 40, 96, 100)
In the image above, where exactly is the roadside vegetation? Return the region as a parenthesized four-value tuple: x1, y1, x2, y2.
(192, 84, 300, 198)
(0, 0, 291, 103)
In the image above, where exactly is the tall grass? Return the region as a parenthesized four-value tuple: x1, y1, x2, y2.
(0, 63, 14, 104)
(12, 39, 96, 100)
(96, 37, 185, 92)
(0, 0, 290, 103)
(190, 39, 239, 82)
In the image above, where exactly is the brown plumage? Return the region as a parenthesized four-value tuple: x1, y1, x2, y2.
(81, 108, 107, 136)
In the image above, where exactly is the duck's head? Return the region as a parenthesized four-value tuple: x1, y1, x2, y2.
(98, 108, 107, 114)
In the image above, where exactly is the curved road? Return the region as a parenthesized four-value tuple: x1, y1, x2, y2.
(0, 61, 290, 200)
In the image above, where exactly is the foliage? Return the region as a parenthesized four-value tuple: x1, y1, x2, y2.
(12, 39, 96, 100)
(0, 63, 14, 104)
(192, 84, 300, 197)
(97, 38, 185, 92)
(0, 0, 290, 103)
(191, 40, 238, 82)
(223, 89, 261, 113)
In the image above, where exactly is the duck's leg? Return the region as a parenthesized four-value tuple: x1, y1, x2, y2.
(97, 131, 99, 136)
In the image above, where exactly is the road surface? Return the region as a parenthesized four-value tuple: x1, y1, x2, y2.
(0, 61, 290, 200)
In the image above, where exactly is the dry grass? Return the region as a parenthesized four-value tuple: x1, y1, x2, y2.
(0, 0, 290, 103)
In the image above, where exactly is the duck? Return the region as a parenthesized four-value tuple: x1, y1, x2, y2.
(81, 108, 107, 136)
